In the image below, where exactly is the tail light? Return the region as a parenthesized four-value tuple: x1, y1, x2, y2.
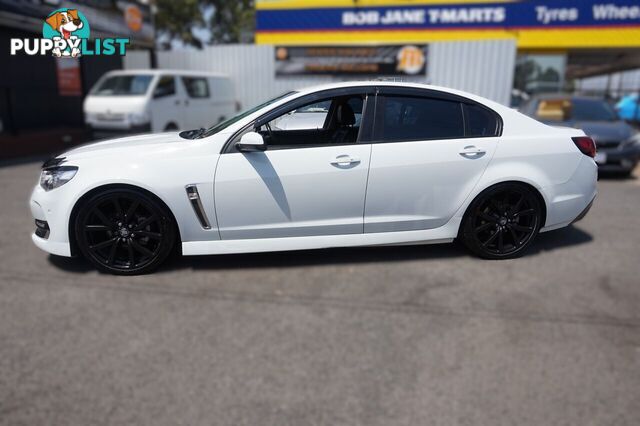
(571, 136, 596, 158)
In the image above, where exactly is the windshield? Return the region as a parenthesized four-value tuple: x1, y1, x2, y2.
(91, 75, 153, 96)
(196, 91, 298, 139)
(536, 98, 618, 122)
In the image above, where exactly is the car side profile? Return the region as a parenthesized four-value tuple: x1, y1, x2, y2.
(30, 82, 598, 275)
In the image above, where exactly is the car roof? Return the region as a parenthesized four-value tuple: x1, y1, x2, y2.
(105, 69, 230, 78)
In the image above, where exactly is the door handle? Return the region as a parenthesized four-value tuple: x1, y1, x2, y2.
(459, 145, 486, 159)
(330, 155, 360, 166)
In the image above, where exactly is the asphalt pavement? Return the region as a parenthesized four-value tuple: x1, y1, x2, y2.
(1, 160, 639, 425)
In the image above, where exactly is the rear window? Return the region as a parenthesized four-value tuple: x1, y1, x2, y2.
(378, 96, 465, 141)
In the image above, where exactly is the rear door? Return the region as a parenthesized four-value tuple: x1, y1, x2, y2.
(364, 87, 501, 232)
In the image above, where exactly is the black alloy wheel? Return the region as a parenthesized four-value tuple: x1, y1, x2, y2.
(461, 183, 543, 259)
(75, 188, 176, 274)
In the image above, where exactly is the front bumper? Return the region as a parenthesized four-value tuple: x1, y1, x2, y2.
(30, 185, 73, 257)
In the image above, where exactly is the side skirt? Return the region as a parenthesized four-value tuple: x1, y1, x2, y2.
(181, 220, 460, 256)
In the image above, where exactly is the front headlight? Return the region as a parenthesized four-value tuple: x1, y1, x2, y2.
(40, 166, 78, 191)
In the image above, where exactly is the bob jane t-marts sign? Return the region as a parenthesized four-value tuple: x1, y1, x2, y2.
(275, 45, 427, 76)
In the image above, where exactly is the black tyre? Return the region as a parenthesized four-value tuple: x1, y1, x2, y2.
(460, 183, 543, 259)
(75, 188, 176, 275)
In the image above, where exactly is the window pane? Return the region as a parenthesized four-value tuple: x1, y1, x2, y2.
(154, 76, 175, 98)
(380, 96, 464, 141)
(182, 77, 209, 98)
(271, 100, 330, 131)
(465, 103, 498, 137)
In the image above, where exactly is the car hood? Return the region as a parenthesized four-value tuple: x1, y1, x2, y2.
(61, 132, 184, 161)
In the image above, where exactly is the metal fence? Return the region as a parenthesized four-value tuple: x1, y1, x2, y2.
(134, 39, 516, 109)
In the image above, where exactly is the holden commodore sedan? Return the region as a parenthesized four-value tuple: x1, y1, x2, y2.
(31, 82, 598, 275)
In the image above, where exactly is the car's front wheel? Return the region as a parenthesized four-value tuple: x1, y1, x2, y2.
(460, 183, 543, 259)
(75, 188, 176, 275)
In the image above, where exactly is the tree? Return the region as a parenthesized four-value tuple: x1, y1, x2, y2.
(154, 0, 255, 48)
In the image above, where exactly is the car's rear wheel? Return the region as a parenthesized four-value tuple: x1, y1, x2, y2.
(75, 188, 176, 275)
(460, 183, 543, 259)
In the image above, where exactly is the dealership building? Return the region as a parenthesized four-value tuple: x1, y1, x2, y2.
(255, 0, 640, 102)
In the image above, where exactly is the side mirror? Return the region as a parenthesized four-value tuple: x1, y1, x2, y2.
(236, 131, 266, 152)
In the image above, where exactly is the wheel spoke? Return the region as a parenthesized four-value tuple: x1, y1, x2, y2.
(514, 208, 535, 217)
(85, 224, 110, 232)
(131, 240, 154, 257)
(475, 222, 494, 233)
(507, 225, 520, 246)
(89, 237, 117, 251)
(512, 194, 524, 213)
(127, 240, 135, 267)
(497, 230, 504, 252)
(93, 209, 112, 227)
(113, 198, 123, 219)
(106, 239, 120, 264)
(511, 224, 533, 233)
(133, 215, 157, 231)
(125, 200, 139, 222)
(479, 211, 498, 223)
(482, 230, 500, 247)
(136, 230, 162, 240)
(489, 199, 503, 214)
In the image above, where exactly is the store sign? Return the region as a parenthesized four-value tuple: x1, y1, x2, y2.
(258, 1, 640, 31)
(275, 45, 427, 76)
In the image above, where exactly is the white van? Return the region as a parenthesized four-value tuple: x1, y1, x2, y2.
(84, 70, 238, 139)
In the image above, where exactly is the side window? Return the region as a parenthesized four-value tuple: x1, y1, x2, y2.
(378, 96, 464, 142)
(270, 100, 331, 131)
(255, 95, 365, 149)
(464, 103, 500, 137)
(153, 76, 175, 98)
(182, 77, 210, 99)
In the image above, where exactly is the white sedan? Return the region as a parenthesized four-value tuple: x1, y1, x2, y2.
(30, 82, 598, 275)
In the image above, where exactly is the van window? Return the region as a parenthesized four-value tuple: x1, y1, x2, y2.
(91, 75, 153, 96)
(182, 77, 209, 99)
(153, 76, 175, 98)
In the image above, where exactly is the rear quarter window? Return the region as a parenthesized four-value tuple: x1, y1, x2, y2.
(464, 103, 500, 137)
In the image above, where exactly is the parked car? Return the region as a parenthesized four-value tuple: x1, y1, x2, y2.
(32, 82, 597, 274)
(520, 95, 640, 175)
(84, 70, 238, 140)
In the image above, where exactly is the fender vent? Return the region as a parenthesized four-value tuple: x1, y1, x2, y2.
(185, 185, 211, 229)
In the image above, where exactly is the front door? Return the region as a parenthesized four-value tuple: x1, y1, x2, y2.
(214, 92, 373, 240)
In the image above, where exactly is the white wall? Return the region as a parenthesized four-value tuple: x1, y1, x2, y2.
(155, 39, 516, 109)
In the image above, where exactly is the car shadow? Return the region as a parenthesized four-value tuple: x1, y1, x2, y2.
(47, 225, 593, 274)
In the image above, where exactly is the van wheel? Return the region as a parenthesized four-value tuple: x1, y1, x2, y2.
(164, 123, 178, 131)
(460, 183, 542, 259)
